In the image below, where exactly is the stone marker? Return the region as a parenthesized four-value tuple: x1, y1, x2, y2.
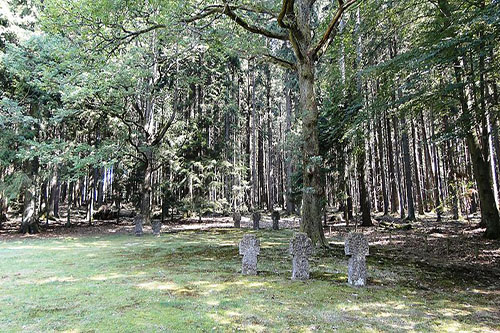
(252, 212, 261, 230)
(152, 221, 161, 236)
(134, 215, 143, 236)
(289, 232, 313, 280)
(271, 211, 280, 230)
(344, 233, 369, 287)
(233, 212, 241, 228)
(239, 234, 260, 275)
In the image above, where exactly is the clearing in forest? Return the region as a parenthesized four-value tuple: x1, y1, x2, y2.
(0, 223, 499, 332)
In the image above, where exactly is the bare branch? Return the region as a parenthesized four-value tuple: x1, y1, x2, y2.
(310, 0, 358, 60)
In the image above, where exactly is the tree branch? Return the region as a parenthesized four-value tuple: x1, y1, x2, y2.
(262, 54, 297, 71)
(184, 4, 288, 41)
(277, 0, 295, 29)
(151, 107, 176, 147)
(310, 0, 358, 60)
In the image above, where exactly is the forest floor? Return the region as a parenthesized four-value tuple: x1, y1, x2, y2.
(0, 212, 499, 332)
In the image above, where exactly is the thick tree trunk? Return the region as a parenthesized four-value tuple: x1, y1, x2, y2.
(487, 113, 500, 208)
(467, 134, 500, 239)
(21, 183, 39, 234)
(298, 60, 327, 246)
(285, 85, 295, 214)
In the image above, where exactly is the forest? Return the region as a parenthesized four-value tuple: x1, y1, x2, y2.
(0, 0, 499, 331)
(0, 0, 499, 241)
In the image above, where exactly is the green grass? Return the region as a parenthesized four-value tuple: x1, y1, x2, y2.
(0, 229, 498, 332)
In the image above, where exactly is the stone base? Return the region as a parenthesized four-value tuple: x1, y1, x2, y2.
(242, 260, 257, 275)
(152, 221, 161, 236)
(347, 256, 367, 286)
(291, 256, 310, 280)
(134, 216, 143, 237)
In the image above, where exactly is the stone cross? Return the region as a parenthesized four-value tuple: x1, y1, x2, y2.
(233, 212, 241, 228)
(289, 232, 313, 280)
(152, 221, 161, 236)
(134, 215, 143, 236)
(239, 234, 260, 275)
(252, 212, 261, 230)
(271, 211, 280, 230)
(344, 233, 369, 287)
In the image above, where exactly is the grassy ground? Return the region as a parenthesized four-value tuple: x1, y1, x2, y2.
(0, 228, 499, 332)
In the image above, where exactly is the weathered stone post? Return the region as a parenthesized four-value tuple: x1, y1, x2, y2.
(252, 211, 261, 230)
(134, 215, 143, 236)
(233, 212, 241, 228)
(239, 234, 260, 275)
(344, 233, 369, 286)
(289, 232, 313, 280)
(152, 221, 161, 236)
(271, 211, 280, 230)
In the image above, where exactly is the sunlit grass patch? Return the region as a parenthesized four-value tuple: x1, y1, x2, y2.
(0, 229, 498, 332)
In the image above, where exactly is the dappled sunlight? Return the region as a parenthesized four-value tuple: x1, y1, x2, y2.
(1, 230, 499, 332)
(468, 288, 500, 296)
(138, 280, 199, 297)
(0, 245, 74, 251)
(89, 272, 145, 281)
(437, 307, 472, 318)
(137, 280, 179, 291)
(37, 276, 79, 284)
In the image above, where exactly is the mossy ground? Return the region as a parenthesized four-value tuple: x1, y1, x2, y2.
(0, 228, 499, 332)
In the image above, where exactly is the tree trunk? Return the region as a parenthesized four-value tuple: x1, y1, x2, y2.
(258, 112, 266, 209)
(467, 134, 500, 238)
(377, 118, 389, 215)
(420, 110, 434, 211)
(298, 59, 327, 246)
(0, 195, 7, 225)
(401, 116, 416, 220)
(386, 116, 398, 213)
(47, 165, 59, 218)
(412, 124, 425, 215)
(245, 62, 252, 209)
(285, 84, 295, 214)
(140, 152, 153, 226)
(251, 61, 258, 208)
(20, 159, 39, 234)
(357, 142, 372, 226)
(266, 65, 274, 211)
